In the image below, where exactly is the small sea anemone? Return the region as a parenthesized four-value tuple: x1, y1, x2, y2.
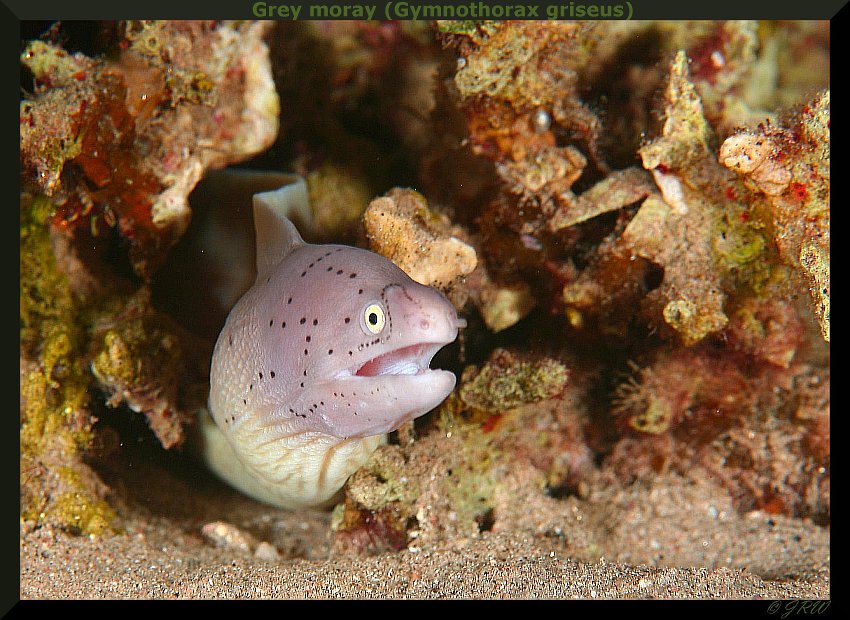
(612, 361, 694, 435)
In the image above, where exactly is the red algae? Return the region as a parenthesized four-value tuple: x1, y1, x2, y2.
(21, 21, 279, 279)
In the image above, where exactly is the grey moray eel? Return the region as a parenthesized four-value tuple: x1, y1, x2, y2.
(198, 173, 465, 509)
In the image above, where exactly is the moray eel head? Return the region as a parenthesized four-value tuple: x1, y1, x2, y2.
(203, 173, 465, 508)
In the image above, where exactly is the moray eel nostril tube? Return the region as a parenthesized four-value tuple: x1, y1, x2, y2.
(200, 173, 463, 510)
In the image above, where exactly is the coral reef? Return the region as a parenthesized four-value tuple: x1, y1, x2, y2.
(20, 20, 276, 534)
(420, 20, 828, 529)
(607, 353, 829, 523)
(629, 51, 748, 344)
(720, 91, 830, 341)
(333, 411, 501, 554)
(21, 20, 279, 279)
(89, 287, 203, 450)
(332, 347, 595, 553)
(20, 193, 118, 535)
(363, 188, 477, 297)
(458, 348, 568, 414)
(20, 19, 829, 556)
(331, 445, 419, 555)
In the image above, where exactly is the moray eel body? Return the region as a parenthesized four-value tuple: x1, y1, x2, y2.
(204, 174, 464, 509)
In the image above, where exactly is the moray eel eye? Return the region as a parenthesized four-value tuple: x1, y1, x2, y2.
(362, 303, 386, 335)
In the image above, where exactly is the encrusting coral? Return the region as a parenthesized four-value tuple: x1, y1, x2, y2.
(21, 194, 118, 535)
(363, 188, 478, 296)
(420, 21, 829, 531)
(719, 91, 830, 342)
(21, 20, 279, 279)
(20, 20, 829, 547)
(20, 21, 278, 534)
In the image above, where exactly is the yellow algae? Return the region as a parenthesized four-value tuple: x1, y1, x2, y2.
(459, 349, 568, 413)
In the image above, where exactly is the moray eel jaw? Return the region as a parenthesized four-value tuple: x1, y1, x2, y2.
(318, 286, 464, 439)
(323, 365, 457, 439)
(353, 341, 449, 376)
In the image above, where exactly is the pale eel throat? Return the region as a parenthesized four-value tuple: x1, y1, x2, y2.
(203, 174, 465, 510)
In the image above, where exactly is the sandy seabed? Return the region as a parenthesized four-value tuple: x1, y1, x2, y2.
(20, 448, 829, 600)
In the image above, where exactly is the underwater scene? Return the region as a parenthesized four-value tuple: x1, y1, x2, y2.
(20, 20, 829, 598)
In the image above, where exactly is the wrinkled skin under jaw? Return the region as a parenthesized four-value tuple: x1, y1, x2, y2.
(305, 369, 457, 439)
(198, 406, 386, 510)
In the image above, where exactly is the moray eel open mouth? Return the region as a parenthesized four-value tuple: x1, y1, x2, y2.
(353, 342, 447, 377)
